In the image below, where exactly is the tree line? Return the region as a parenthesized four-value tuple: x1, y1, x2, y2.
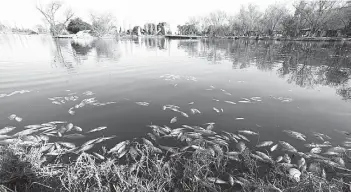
(177, 0, 351, 37)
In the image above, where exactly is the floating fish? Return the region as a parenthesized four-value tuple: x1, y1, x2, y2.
(14, 116, 23, 122)
(279, 141, 298, 152)
(238, 134, 250, 142)
(238, 100, 250, 103)
(271, 144, 278, 152)
(93, 152, 105, 160)
(276, 156, 283, 162)
(49, 121, 67, 124)
(283, 130, 306, 141)
(256, 141, 273, 147)
(0, 126, 16, 135)
(224, 101, 236, 105)
(73, 126, 83, 132)
(213, 107, 220, 113)
(170, 117, 177, 124)
(63, 133, 85, 139)
(180, 112, 189, 118)
(52, 101, 61, 105)
(188, 102, 194, 105)
(135, 102, 150, 106)
(8, 114, 17, 121)
(212, 99, 220, 102)
(87, 126, 107, 133)
(238, 130, 258, 135)
(190, 108, 201, 114)
(236, 118, 244, 120)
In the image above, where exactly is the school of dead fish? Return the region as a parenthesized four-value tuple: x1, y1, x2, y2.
(1, 74, 350, 186)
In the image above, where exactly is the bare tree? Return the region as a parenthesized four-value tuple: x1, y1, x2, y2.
(293, 0, 346, 36)
(237, 4, 263, 35)
(36, 0, 74, 36)
(90, 12, 116, 38)
(262, 3, 289, 35)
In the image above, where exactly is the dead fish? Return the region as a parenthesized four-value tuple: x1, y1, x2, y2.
(170, 117, 177, 124)
(271, 144, 278, 152)
(87, 126, 107, 133)
(236, 118, 244, 120)
(256, 141, 273, 147)
(288, 168, 301, 182)
(304, 143, 332, 148)
(212, 98, 220, 102)
(236, 141, 246, 152)
(68, 108, 75, 115)
(251, 153, 265, 161)
(108, 140, 129, 154)
(220, 108, 224, 113)
(256, 151, 273, 163)
(206, 124, 215, 130)
(63, 133, 85, 139)
(73, 126, 83, 132)
(94, 136, 116, 144)
(224, 101, 236, 105)
(310, 147, 322, 154)
(283, 130, 306, 141)
(82, 138, 99, 147)
(76, 144, 94, 153)
(251, 97, 262, 101)
(213, 107, 220, 113)
(52, 101, 61, 105)
(13, 128, 38, 137)
(326, 146, 346, 153)
(279, 141, 298, 153)
(66, 123, 74, 131)
(0, 126, 16, 135)
(8, 114, 17, 120)
(276, 156, 283, 162)
(136, 102, 149, 106)
(0, 135, 11, 140)
(190, 108, 201, 114)
(238, 100, 250, 103)
(14, 116, 23, 122)
(188, 102, 194, 105)
(238, 130, 258, 135)
(207, 177, 227, 184)
(93, 152, 105, 160)
(58, 142, 76, 149)
(142, 138, 154, 147)
(49, 121, 67, 124)
(180, 112, 189, 118)
(25, 125, 43, 129)
(238, 134, 250, 142)
(159, 145, 177, 153)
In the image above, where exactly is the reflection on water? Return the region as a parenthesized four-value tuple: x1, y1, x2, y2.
(179, 39, 351, 101)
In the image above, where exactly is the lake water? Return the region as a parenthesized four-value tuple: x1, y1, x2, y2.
(1, 34, 351, 158)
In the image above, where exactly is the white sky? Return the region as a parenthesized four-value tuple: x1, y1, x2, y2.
(0, 0, 293, 29)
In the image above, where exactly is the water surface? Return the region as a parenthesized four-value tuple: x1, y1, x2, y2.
(1, 34, 351, 155)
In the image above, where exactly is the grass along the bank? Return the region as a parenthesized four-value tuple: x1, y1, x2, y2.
(1, 137, 350, 192)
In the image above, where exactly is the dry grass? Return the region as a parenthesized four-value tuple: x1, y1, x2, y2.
(0, 141, 349, 192)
